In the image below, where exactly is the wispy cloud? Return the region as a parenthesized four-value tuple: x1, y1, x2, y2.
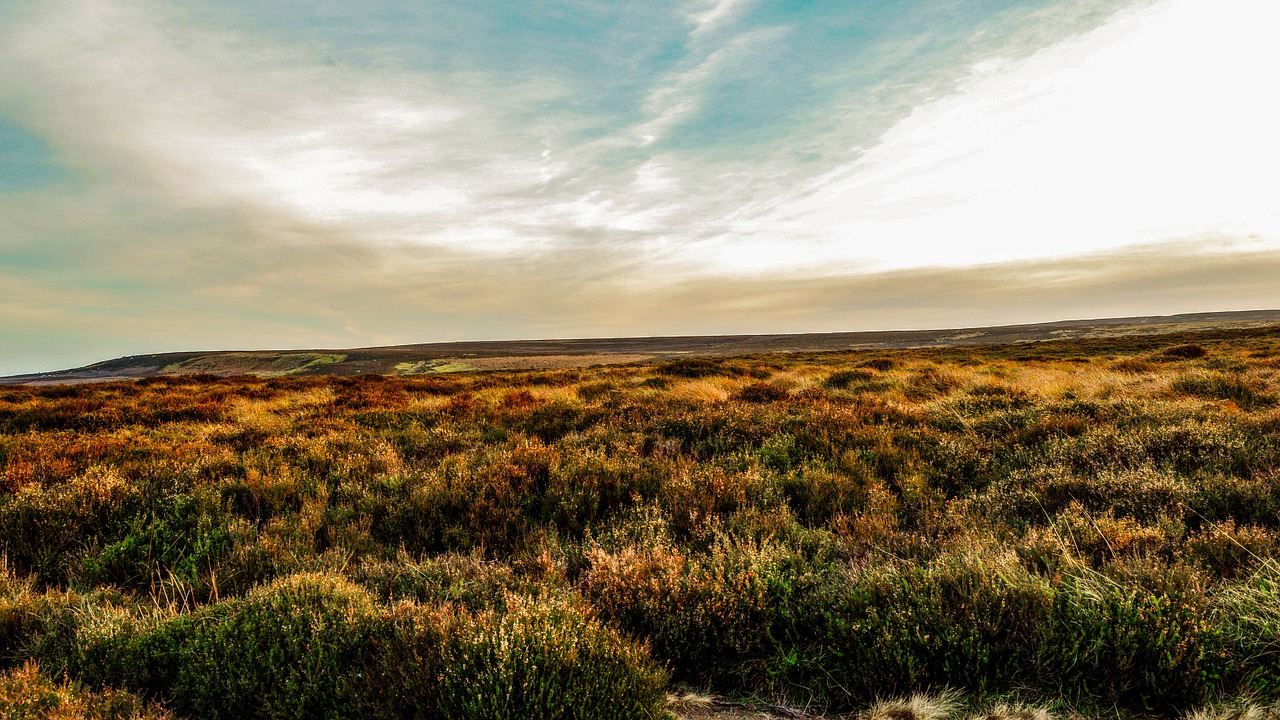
(634, 28, 781, 148)
(689, 0, 755, 38)
(681, 0, 1280, 274)
(2, 0, 578, 250)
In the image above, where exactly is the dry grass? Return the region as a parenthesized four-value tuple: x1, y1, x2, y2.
(670, 377, 735, 402)
(971, 705, 1055, 720)
(0, 662, 171, 719)
(867, 693, 961, 720)
(1183, 704, 1280, 720)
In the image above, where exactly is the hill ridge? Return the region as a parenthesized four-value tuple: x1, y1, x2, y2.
(7, 308, 1280, 385)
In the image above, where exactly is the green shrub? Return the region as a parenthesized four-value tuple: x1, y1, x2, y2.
(586, 529, 842, 694)
(1182, 521, 1280, 578)
(350, 553, 516, 610)
(0, 574, 81, 673)
(789, 554, 1052, 706)
(370, 449, 542, 554)
(80, 490, 232, 592)
(0, 468, 142, 585)
(1216, 561, 1280, 698)
(656, 359, 742, 379)
(904, 367, 961, 401)
(576, 381, 618, 402)
(436, 595, 669, 720)
(527, 441, 664, 536)
(1045, 562, 1214, 712)
(1163, 344, 1210, 360)
(159, 573, 378, 719)
(1173, 372, 1274, 410)
(1192, 472, 1280, 528)
(655, 405, 781, 459)
(778, 464, 874, 525)
(978, 466, 1191, 526)
(734, 382, 790, 403)
(520, 401, 603, 442)
(859, 358, 898, 371)
(75, 573, 669, 720)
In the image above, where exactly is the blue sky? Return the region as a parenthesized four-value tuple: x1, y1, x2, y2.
(1, 0, 1278, 374)
(0, 117, 64, 191)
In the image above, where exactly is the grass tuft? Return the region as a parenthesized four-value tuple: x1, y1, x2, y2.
(867, 692, 962, 720)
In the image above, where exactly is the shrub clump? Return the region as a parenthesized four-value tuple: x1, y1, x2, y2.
(1163, 344, 1210, 360)
(1173, 372, 1274, 410)
(790, 554, 1053, 704)
(1046, 562, 1215, 712)
(733, 382, 790, 403)
(824, 368, 877, 389)
(435, 595, 668, 720)
(79, 573, 668, 720)
(656, 359, 757, 379)
(1216, 561, 1280, 696)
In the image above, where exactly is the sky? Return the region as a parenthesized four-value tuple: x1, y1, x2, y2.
(1, 0, 1278, 375)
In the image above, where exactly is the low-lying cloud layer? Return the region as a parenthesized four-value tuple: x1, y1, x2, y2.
(0, 0, 1277, 374)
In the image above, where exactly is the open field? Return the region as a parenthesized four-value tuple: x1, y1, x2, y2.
(6, 309, 1280, 385)
(4, 325, 1280, 718)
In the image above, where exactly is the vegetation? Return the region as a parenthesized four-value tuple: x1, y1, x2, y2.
(3, 328, 1280, 717)
(0, 661, 170, 719)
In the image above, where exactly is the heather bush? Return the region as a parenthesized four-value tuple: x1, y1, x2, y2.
(0, 467, 142, 585)
(585, 527, 814, 689)
(1216, 561, 1280, 697)
(824, 368, 878, 389)
(734, 381, 791, 403)
(1045, 561, 1216, 711)
(1164, 344, 1211, 360)
(787, 553, 1053, 705)
(1182, 520, 1280, 577)
(152, 573, 378, 719)
(1173, 372, 1275, 410)
(0, 570, 82, 672)
(435, 595, 669, 720)
(1191, 472, 1280, 527)
(350, 552, 523, 610)
(67, 572, 669, 720)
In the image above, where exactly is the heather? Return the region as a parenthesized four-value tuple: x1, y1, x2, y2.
(3, 328, 1280, 717)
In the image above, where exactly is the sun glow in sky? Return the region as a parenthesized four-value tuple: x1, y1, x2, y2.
(1, 0, 1278, 374)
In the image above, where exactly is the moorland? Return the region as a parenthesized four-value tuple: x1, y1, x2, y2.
(7, 309, 1279, 385)
(4, 325, 1280, 719)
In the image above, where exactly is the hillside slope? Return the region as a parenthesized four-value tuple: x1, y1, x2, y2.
(6, 309, 1280, 384)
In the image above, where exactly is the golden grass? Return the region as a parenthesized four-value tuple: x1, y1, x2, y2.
(867, 692, 961, 720)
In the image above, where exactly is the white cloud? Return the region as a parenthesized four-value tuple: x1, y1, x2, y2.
(696, 0, 1280, 274)
(0, 0, 781, 259)
(690, 0, 754, 38)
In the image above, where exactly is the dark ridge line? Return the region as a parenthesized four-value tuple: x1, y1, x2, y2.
(4, 308, 1279, 385)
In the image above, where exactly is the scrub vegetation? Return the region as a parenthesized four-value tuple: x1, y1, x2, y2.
(3, 327, 1280, 718)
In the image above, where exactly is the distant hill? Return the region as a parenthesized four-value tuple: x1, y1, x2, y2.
(6, 309, 1280, 385)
